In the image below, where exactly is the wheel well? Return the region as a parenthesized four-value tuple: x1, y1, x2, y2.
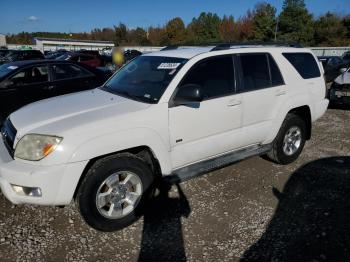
(73, 146, 162, 200)
(288, 105, 312, 140)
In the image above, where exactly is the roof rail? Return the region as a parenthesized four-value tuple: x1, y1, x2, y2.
(211, 42, 302, 51)
(160, 45, 179, 51)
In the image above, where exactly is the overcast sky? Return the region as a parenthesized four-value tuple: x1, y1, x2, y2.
(1, 0, 349, 34)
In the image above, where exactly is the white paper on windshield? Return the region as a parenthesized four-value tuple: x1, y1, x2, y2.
(7, 66, 18, 70)
(157, 63, 181, 70)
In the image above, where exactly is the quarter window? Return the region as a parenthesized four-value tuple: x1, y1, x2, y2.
(53, 64, 92, 80)
(283, 53, 321, 79)
(180, 56, 235, 100)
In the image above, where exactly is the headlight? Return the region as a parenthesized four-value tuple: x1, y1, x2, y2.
(14, 134, 63, 161)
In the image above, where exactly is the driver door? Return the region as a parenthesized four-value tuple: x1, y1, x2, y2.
(169, 55, 243, 169)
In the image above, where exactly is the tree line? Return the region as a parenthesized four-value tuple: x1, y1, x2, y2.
(6, 0, 350, 47)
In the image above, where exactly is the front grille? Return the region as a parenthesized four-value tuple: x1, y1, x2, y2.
(1, 118, 17, 157)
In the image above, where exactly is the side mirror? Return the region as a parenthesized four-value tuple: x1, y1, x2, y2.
(173, 84, 203, 106)
(340, 68, 348, 74)
(0, 79, 14, 88)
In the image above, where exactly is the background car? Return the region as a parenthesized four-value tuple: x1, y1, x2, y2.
(328, 67, 350, 106)
(318, 55, 348, 82)
(342, 51, 350, 64)
(0, 60, 112, 124)
(56, 52, 102, 67)
(0, 50, 44, 64)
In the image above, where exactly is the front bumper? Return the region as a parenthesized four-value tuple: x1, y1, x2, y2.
(329, 88, 350, 105)
(0, 136, 88, 206)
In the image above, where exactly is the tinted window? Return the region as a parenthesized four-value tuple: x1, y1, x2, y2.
(283, 53, 320, 79)
(103, 56, 187, 104)
(10, 66, 48, 84)
(180, 56, 234, 100)
(268, 54, 284, 86)
(240, 54, 270, 91)
(53, 64, 92, 80)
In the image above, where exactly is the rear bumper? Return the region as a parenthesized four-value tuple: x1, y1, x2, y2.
(0, 135, 88, 206)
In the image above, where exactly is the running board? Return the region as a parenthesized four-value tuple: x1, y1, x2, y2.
(164, 144, 272, 184)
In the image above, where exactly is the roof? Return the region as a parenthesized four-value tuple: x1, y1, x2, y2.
(34, 37, 114, 45)
(1, 59, 80, 67)
(143, 45, 305, 59)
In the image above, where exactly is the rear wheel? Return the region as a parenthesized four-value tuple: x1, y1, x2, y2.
(77, 153, 154, 232)
(267, 114, 307, 165)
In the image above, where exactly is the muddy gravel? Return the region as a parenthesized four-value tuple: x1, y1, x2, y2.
(0, 107, 349, 262)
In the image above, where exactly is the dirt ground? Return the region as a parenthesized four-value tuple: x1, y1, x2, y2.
(0, 107, 349, 262)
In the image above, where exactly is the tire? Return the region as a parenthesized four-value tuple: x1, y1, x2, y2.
(266, 113, 307, 165)
(77, 153, 154, 232)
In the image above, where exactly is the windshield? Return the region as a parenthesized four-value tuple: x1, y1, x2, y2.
(102, 56, 188, 104)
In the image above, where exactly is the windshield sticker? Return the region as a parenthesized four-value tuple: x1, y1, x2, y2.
(157, 63, 181, 70)
(7, 66, 18, 70)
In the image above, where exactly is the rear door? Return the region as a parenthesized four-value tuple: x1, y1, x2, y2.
(236, 53, 286, 145)
(50, 63, 97, 96)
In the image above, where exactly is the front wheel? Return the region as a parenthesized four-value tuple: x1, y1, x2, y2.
(266, 114, 307, 165)
(77, 153, 154, 232)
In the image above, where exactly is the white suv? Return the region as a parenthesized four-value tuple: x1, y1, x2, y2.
(0, 44, 328, 231)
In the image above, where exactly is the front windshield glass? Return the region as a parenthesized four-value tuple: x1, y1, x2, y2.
(56, 54, 71, 60)
(102, 56, 188, 104)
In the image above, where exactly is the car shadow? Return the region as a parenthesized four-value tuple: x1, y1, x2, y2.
(138, 182, 191, 262)
(241, 156, 350, 262)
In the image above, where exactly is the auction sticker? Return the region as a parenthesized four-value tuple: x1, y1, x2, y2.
(157, 63, 181, 70)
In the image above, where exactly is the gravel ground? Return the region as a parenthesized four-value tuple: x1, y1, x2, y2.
(0, 107, 349, 262)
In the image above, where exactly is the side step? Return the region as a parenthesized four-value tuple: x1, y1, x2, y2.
(164, 144, 272, 184)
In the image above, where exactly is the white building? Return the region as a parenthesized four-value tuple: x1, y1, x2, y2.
(0, 34, 6, 47)
(34, 37, 114, 52)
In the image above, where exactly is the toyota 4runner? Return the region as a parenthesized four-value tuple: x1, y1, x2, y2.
(0, 44, 329, 231)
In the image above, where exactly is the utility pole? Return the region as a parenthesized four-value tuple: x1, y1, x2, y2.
(274, 18, 279, 42)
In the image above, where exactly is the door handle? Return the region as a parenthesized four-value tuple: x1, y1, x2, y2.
(227, 99, 242, 107)
(44, 85, 55, 90)
(275, 89, 286, 96)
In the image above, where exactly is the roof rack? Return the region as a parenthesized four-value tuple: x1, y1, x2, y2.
(210, 42, 302, 51)
(160, 42, 302, 52)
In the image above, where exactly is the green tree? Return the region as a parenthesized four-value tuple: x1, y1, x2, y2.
(114, 23, 128, 46)
(165, 17, 186, 45)
(278, 0, 314, 45)
(314, 12, 347, 46)
(219, 15, 238, 42)
(187, 12, 222, 44)
(252, 2, 277, 41)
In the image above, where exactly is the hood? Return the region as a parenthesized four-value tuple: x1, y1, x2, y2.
(334, 71, 350, 85)
(10, 88, 150, 135)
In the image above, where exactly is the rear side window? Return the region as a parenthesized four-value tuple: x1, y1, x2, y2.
(239, 54, 268, 91)
(53, 64, 92, 80)
(180, 56, 235, 100)
(283, 53, 320, 79)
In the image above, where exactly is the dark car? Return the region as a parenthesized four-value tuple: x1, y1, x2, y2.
(0, 60, 112, 124)
(318, 56, 348, 82)
(124, 49, 142, 62)
(342, 51, 350, 64)
(0, 50, 44, 65)
(56, 52, 102, 68)
(0, 49, 11, 58)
